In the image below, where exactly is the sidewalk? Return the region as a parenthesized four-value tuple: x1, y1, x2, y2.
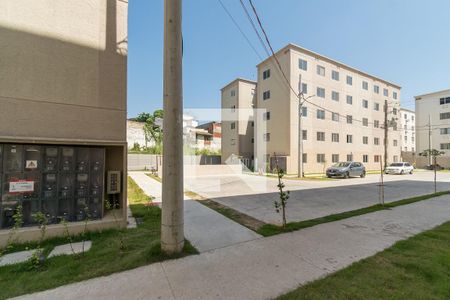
(128, 171, 261, 252)
(16, 195, 450, 300)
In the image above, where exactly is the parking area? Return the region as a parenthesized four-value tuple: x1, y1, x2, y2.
(185, 171, 450, 225)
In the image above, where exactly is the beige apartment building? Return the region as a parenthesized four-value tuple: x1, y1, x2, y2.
(415, 89, 450, 157)
(221, 79, 256, 167)
(0, 0, 128, 246)
(222, 44, 402, 174)
(399, 108, 416, 153)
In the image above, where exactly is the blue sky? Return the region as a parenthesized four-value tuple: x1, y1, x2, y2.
(127, 0, 450, 118)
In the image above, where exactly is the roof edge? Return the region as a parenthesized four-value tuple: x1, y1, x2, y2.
(221, 77, 257, 91)
(414, 89, 450, 100)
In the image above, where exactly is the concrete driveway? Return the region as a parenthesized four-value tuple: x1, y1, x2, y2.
(185, 171, 450, 225)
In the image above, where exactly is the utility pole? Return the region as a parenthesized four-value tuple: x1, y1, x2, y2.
(383, 100, 388, 170)
(161, 0, 184, 254)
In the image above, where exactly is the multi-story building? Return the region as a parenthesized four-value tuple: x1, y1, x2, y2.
(195, 122, 221, 151)
(399, 108, 416, 153)
(222, 44, 402, 174)
(221, 78, 256, 167)
(0, 0, 128, 246)
(415, 89, 450, 157)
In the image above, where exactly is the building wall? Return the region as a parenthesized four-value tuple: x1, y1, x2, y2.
(256, 44, 402, 174)
(415, 90, 450, 158)
(0, 0, 128, 239)
(399, 109, 416, 152)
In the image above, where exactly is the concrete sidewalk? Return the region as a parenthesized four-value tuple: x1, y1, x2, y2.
(16, 195, 450, 300)
(128, 171, 261, 252)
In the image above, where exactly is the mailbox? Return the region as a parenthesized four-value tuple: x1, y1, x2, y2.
(24, 145, 41, 172)
(60, 147, 75, 172)
(76, 148, 90, 173)
(44, 147, 59, 172)
(3, 145, 23, 173)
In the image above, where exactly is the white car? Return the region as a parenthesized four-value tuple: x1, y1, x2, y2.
(385, 162, 414, 175)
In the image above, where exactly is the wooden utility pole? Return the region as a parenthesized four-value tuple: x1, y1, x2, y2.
(161, 0, 184, 254)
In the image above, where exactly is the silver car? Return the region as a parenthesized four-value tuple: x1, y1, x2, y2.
(326, 162, 366, 178)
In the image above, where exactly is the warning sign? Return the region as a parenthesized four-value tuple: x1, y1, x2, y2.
(26, 160, 38, 169)
(9, 181, 34, 193)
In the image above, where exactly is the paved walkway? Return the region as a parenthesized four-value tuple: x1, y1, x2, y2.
(16, 195, 450, 300)
(128, 171, 261, 252)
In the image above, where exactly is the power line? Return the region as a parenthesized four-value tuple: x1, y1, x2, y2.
(216, 0, 263, 60)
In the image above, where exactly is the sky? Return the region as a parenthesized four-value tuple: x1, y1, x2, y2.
(127, 0, 450, 118)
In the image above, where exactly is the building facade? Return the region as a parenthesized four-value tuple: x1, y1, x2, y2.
(222, 44, 402, 174)
(0, 0, 128, 246)
(399, 108, 416, 153)
(415, 89, 450, 158)
(221, 79, 256, 166)
(194, 122, 221, 151)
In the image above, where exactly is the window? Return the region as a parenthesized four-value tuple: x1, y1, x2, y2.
(440, 97, 450, 105)
(263, 69, 271, 80)
(347, 75, 353, 85)
(347, 134, 353, 143)
(363, 136, 369, 144)
(383, 88, 389, 96)
(346, 95, 353, 105)
(332, 91, 339, 101)
(332, 133, 339, 142)
(231, 90, 236, 97)
(404, 147, 408, 151)
(263, 90, 271, 100)
(374, 155, 381, 163)
(332, 70, 340, 81)
(374, 120, 380, 128)
(404, 113, 407, 119)
(393, 92, 398, 100)
(251, 121, 254, 127)
(317, 65, 325, 76)
(300, 83, 308, 94)
(412, 147, 415, 152)
(412, 137, 415, 142)
(263, 133, 270, 142)
(374, 85, 380, 94)
(231, 122, 236, 130)
(346, 115, 353, 124)
(263, 112, 271, 121)
(302, 153, 307, 163)
(301, 106, 307, 117)
(393, 108, 397, 115)
(231, 105, 236, 112)
(404, 124, 407, 130)
(317, 132, 325, 141)
(440, 112, 450, 120)
(317, 109, 325, 119)
(317, 87, 325, 98)
(332, 112, 340, 122)
(299, 59, 307, 71)
(251, 138, 254, 144)
(393, 139, 398, 146)
(317, 154, 326, 163)
(404, 136, 407, 142)
(302, 130, 307, 140)
(374, 102, 380, 111)
(363, 118, 368, 126)
(363, 155, 368, 163)
(332, 154, 339, 163)
(441, 128, 450, 135)
(412, 115, 414, 121)
(441, 143, 450, 150)
(362, 81, 368, 90)
(374, 137, 380, 145)
(347, 154, 353, 161)
(362, 99, 369, 108)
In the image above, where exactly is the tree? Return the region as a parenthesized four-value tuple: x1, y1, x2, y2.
(135, 112, 152, 123)
(140, 110, 164, 148)
(419, 149, 444, 193)
(273, 153, 289, 228)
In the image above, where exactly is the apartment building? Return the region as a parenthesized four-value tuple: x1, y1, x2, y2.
(0, 0, 128, 246)
(415, 89, 450, 156)
(221, 79, 256, 166)
(195, 122, 221, 151)
(399, 108, 416, 153)
(222, 44, 402, 174)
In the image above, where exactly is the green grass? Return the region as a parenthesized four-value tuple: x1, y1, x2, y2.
(257, 190, 450, 236)
(278, 220, 450, 299)
(0, 177, 197, 300)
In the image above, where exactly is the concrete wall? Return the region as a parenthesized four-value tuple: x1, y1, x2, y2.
(128, 154, 221, 171)
(0, 0, 128, 238)
(402, 152, 450, 169)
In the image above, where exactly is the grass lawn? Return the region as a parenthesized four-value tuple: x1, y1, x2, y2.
(0, 177, 197, 300)
(278, 220, 450, 300)
(258, 190, 450, 236)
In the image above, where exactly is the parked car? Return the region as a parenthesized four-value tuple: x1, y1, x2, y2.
(326, 162, 366, 178)
(385, 162, 414, 174)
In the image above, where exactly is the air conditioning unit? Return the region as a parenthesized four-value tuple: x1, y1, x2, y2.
(106, 171, 121, 195)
